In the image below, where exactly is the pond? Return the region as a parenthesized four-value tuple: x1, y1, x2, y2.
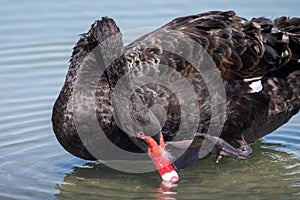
(0, 0, 300, 199)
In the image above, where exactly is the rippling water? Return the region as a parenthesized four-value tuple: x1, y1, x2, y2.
(1, 0, 300, 199)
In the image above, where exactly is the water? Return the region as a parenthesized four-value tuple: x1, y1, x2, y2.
(0, 0, 300, 199)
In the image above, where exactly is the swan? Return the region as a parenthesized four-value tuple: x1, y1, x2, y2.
(52, 11, 300, 182)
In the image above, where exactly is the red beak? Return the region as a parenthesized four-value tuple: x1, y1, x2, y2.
(140, 131, 179, 182)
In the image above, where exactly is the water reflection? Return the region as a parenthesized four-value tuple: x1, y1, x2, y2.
(55, 139, 300, 200)
(55, 163, 174, 199)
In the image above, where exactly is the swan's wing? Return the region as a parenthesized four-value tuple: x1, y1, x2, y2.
(163, 11, 300, 79)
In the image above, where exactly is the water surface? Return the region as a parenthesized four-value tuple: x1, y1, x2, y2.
(1, 0, 300, 199)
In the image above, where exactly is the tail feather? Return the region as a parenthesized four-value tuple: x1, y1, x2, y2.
(275, 16, 300, 59)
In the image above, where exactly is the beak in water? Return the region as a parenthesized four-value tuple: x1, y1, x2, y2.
(139, 131, 179, 183)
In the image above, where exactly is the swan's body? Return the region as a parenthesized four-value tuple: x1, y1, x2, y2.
(52, 11, 300, 171)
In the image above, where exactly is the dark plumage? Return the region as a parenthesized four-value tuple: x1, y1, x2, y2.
(52, 11, 300, 169)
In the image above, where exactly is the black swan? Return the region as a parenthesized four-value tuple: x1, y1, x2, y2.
(52, 11, 300, 182)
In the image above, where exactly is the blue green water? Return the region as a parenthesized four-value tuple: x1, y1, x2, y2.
(0, 0, 300, 199)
